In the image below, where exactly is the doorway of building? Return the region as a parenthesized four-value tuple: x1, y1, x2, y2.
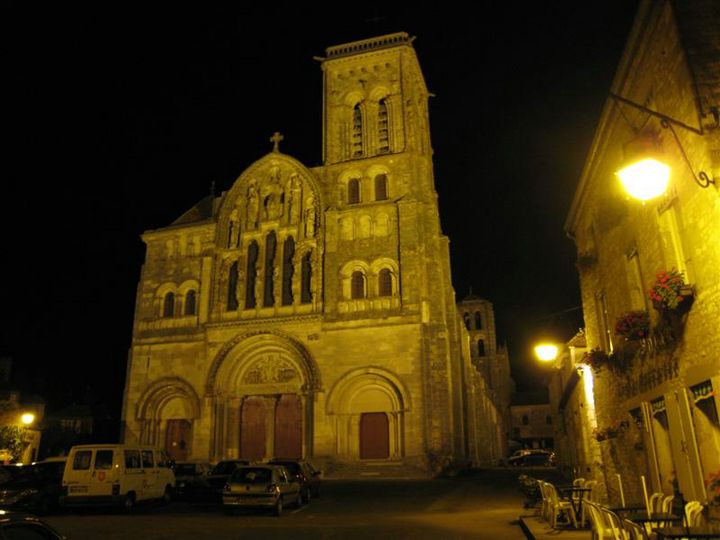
(360, 412, 389, 459)
(165, 419, 192, 461)
(240, 397, 266, 461)
(275, 394, 302, 459)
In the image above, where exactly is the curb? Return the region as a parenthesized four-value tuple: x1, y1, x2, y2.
(518, 516, 536, 540)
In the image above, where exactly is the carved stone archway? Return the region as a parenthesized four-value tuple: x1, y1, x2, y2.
(206, 330, 320, 461)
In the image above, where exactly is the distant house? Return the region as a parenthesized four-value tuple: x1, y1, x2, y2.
(41, 405, 94, 458)
(510, 391, 554, 450)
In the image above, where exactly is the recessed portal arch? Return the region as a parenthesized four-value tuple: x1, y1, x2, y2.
(327, 367, 409, 460)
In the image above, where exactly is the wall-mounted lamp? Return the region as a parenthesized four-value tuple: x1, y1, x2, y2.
(610, 93, 716, 201)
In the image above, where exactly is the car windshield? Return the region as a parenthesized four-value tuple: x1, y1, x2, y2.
(271, 462, 300, 475)
(211, 461, 239, 475)
(231, 467, 272, 484)
(175, 464, 199, 476)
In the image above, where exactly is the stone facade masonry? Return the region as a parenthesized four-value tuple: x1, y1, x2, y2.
(565, 1, 720, 509)
(122, 33, 507, 474)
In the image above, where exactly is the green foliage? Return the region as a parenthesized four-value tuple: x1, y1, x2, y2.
(615, 310, 650, 340)
(649, 269, 688, 311)
(0, 425, 26, 461)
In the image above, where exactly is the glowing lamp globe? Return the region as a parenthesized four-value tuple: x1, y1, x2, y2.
(617, 158, 671, 201)
(534, 344, 559, 362)
(20, 413, 35, 425)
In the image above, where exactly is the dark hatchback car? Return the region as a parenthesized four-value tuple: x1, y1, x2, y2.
(172, 462, 211, 501)
(0, 512, 67, 539)
(268, 460, 321, 502)
(203, 460, 250, 501)
(508, 450, 555, 467)
(0, 459, 67, 515)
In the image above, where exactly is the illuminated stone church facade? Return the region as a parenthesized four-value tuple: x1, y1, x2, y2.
(122, 33, 505, 472)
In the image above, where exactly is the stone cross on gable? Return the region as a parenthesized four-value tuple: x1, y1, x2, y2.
(270, 132, 284, 153)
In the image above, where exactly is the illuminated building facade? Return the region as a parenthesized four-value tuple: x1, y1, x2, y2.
(565, 1, 720, 507)
(121, 33, 506, 473)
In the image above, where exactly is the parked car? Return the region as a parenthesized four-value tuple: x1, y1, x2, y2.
(60, 444, 175, 510)
(203, 460, 250, 501)
(0, 511, 67, 539)
(0, 458, 67, 515)
(222, 465, 301, 516)
(268, 459, 321, 501)
(172, 461, 211, 500)
(508, 449, 555, 467)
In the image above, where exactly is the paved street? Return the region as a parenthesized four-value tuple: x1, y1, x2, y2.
(44, 471, 530, 539)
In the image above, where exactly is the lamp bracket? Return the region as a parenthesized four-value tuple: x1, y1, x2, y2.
(609, 93, 703, 136)
(610, 93, 715, 190)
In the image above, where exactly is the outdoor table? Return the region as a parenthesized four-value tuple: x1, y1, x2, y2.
(557, 486, 592, 522)
(623, 512, 684, 526)
(652, 525, 720, 539)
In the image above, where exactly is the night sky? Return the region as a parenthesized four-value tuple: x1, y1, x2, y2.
(2, 3, 640, 427)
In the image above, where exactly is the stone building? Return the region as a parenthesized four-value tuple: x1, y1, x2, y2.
(565, 1, 720, 507)
(509, 392, 554, 450)
(457, 293, 513, 460)
(121, 33, 505, 473)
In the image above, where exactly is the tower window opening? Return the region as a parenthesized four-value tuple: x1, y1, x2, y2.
(352, 103, 363, 157)
(378, 268, 393, 296)
(163, 292, 175, 318)
(378, 98, 389, 153)
(474, 312, 482, 329)
(351, 271, 366, 299)
(375, 174, 388, 201)
(348, 178, 361, 204)
(185, 290, 197, 316)
(477, 339, 485, 357)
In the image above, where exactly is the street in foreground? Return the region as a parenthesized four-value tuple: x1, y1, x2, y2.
(45, 473, 528, 540)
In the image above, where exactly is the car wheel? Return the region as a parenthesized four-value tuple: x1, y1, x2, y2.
(162, 486, 172, 504)
(35, 497, 50, 516)
(274, 496, 283, 517)
(123, 493, 135, 513)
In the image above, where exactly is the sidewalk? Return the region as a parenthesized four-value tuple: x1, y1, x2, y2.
(519, 513, 590, 540)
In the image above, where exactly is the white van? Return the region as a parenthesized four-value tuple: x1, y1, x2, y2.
(60, 444, 175, 510)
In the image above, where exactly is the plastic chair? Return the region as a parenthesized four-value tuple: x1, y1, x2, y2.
(685, 500, 704, 526)
(582, 480, 598, 525)
(622, 518, 649, 540)
(648, 492, 664, 514)
(538, 481, 552, 521)
(585, 501, 616, 540)
(599, 505, 629, 540)
(546, 482, 578, 529)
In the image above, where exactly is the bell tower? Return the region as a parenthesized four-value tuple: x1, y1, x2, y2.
(320, 33, 432, 165)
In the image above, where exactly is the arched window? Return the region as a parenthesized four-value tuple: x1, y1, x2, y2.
(378, 98, 389, 153)
(352, 103, 363, 157)
(264, 231, 277, 307)
(375, 174, 388, 201)
(378, 268, 393, 297)
(474, 311, 482, 330)
(522, 415, 529, 426)
(301, 252, 312, 304)
(351, 271, 366, 299)
(348, 178, 361, 204)
(246, 241, 259, 309)
(227, 262, 239, 311)
(477, 339, 485, 356)
(184, 290, 197, 316)
(163, 292, 175, 318)
(282, 236, 295, 306)
(463, 313, 471, 330)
